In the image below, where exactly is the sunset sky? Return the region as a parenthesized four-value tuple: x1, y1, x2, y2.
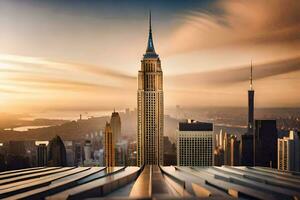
(0, 0, 300, 115)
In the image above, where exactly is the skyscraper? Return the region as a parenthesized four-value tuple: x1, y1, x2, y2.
(105, 122, 115, 167)
(241, 63, 255, 166)
(84, 140, 92, 162)
(115, 141, 128, 166)
(110, 110, 121, 143)
(248, 62, 254, 135)
(137, 12, 164, 166)
(241, 134, 254, 166)
(36, 142, 48, 167)
(74, 143, 82, 166)
(254, 120, 277, 168)
(229, 135, 240, 166)
(47, 135, 67, 167)
(177, 120, 214, 166)
(222, 133, 240, 166)
(278, 130, 300, 171)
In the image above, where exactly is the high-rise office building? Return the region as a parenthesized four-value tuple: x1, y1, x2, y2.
(137, 12, 164, 166)
(214, 130, 226, 166)
(64, 141, 74, 167)
(47, 135, 67, 167)
(229, 135, 240, 166)
(241, 134, 254, 166)
(223, 134, 240, 166)
(163, 136, 177, 166)
(36, 141, 48, 167)
(216, 129, 225, 149)
(278, 130, 300, 171)
(177, 120, 214, 166)
(214, 147, 224, 166)
(74, 143, 82, 166)
(105, 122, 115, 167)
(241, 63, 255, 166)
(110, 110, 121, 143)
(254, 120, 277, 168)
(84, 140, 92, 161)
(223, 133, 229, 165)
(248, 62, 254, 134)
(115, 141, 128, 166)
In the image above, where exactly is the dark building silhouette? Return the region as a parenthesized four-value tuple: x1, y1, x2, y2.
(214, 147, 224, 166)
(74, 143, 82, 166)
(37, 144, 48, 167)
(230, 135, 240, 166)
(47, 135, 67, 167)
(115, 141, 127, 166)
(248, 63, 254, 134)
(7, 141, 30, 170)
(163, 136, 176, 166)
(241, 134, 254, 166)
(254, 120, 277, 168)
(241, 63, 255, 166)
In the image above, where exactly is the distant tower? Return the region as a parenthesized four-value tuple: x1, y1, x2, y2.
(84, 140, 92, 161)
(105, 122, 115, 167)
(110, 110, 121, 143)
(247, 62, 254, 135)
(36, 143, 48, 167)
(137, 11, 164, 166)
(47, 135, 67, 167)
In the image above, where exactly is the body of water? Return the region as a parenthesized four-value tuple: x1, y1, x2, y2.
(4, 125, 51, 132)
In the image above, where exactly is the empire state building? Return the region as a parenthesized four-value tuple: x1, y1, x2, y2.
(137, 12, 164, 166)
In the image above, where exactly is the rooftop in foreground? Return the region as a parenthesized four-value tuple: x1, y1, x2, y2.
(0, 165, 299, 199)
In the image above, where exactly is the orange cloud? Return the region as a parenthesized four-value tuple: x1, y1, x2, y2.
(166, 56, 300, 87)
(165, 0, 300, 55)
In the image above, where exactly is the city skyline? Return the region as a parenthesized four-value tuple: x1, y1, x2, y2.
(0, 0, 300, 114)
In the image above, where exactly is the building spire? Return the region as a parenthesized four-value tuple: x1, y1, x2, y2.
(149, 10, 152, 33)
(250, 60, 253, 90)
(146, 10, 156, 54)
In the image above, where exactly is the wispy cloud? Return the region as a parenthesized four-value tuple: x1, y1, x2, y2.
(0, 54, 134, 79)
(0, 54, 135, 92)
(166, 56, 300, 87)
(165, 0, 300, 55)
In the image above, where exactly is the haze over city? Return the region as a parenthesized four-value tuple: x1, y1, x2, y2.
(0, 0, 300, 116)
